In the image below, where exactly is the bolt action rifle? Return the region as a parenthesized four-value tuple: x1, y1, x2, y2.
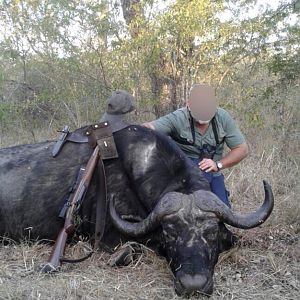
(41, 145, 100, 273)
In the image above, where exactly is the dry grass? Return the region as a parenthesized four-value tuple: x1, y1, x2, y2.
(214, 228, 300, 300)
(225, 129, 300, 229)
(0, 226, 299, 300)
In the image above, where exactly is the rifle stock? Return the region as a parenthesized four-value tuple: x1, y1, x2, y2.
(41, 146, 100, 272)
(45, 227, 69, 271)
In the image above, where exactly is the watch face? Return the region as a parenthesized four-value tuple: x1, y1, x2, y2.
(217, 162, 223, 169)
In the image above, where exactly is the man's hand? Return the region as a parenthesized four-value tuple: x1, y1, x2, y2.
(142, 122, 155, 130)
(198, 143, 249, 173)
(199, 158, 218, 173)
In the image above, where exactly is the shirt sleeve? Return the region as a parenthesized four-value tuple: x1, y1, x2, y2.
(223, 111, 246, 149)
(152, 112, 177, 135)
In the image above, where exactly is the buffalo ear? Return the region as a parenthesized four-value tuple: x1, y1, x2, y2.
(218, 223, 238, 253)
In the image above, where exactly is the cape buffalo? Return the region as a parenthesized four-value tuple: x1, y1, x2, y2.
(0, 124, 274, 296)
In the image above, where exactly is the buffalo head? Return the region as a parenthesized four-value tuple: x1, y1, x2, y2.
(109, 181, 274, 296)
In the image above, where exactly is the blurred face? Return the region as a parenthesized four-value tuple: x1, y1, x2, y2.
(187, 84, 217, 122)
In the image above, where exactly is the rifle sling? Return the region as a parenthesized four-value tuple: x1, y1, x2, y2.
(60, 250, 93, 264)
(93, 156, 107, 250)
(85, 123, 115, 250)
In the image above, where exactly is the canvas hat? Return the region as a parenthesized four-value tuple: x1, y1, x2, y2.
(100, 90, 135, 123)
(187, 84, 217, 122)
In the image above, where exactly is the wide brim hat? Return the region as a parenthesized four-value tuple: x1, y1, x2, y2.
(188, 84, 217, 122)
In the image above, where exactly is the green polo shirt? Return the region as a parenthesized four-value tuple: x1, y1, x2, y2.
(152, 107, 245, 162)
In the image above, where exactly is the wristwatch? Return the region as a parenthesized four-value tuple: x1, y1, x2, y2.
(216, 161, 223, 171)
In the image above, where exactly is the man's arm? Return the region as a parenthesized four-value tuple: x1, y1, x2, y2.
(219, 142, 249, 169)
(200, 109, 248, 173)
(199, 142, 248, 173)
(142, 111, 178, 134)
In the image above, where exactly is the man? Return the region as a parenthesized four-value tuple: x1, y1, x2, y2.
(143, 84, 248, 207)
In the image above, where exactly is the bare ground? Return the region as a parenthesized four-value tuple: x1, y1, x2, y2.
(0, 225, 299, 300)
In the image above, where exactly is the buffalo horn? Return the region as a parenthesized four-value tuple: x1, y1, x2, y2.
(194, 180, 274, 229)
(109, 192, 186, 236)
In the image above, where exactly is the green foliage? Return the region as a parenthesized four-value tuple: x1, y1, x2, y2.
(0, 103, 16, 125)
(0, 0, 298, 129)
(268, 50, 300, 83)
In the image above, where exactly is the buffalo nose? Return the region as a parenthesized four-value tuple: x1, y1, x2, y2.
(176, 274, 213, 296)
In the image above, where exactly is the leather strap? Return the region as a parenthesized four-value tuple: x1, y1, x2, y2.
(172, 112, 224, 147)
(93, 157, 107, 250)
(211, 117, 225, 145)
(66, 132, 89, 143)
(52, 121, 134, 158)
(60, 250, 93, 264)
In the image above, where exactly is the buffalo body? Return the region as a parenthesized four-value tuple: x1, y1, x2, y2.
(0, 125, 273, 296)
